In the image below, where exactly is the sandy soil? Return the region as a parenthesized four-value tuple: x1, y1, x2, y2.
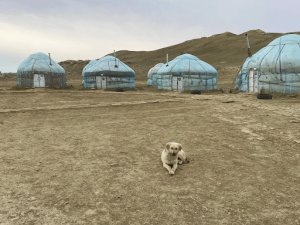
(1, 79, 300, 224)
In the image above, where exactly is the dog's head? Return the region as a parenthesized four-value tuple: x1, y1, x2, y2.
(166, 142, 182, 156)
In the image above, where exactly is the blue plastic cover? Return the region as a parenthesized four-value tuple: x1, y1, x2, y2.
(82, 59, 98, 77)
(82, 56, 136, 88)
(147, 63, 164, 85)
(236, 34, 300, 94)
(17, 52, 67, 86)
(154, 54, 218, 91)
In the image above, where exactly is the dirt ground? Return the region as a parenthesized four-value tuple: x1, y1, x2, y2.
(1, 79, 300, 225)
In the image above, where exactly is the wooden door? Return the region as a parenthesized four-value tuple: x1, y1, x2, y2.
(96, 76, 102, 89)
(33, 74, 45, 88)
(172, 76, 178, 91)
(102, 77, 107, 89)
(249, 70, 254, 93)
(177, 77, 183, 91)
(254, 71, 258, 93)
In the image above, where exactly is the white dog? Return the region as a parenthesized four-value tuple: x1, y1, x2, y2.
(161, 142, 189, 175)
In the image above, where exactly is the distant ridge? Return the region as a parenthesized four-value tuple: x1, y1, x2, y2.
(59, 30, 300, 88)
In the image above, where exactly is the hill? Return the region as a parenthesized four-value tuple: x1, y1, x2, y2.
(58, 29, 300, 89)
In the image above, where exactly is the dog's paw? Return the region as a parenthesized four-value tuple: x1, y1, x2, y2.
(169, 171, 174, 175)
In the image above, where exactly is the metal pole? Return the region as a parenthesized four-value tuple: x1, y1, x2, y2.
(48, 53, 52, 65)
(166, 53, 168, 66)
(245, 34, 252, 57)
(114, 50, 117, 68)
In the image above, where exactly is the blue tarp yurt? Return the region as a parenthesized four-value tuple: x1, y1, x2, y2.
(153, 54, 218, 91)
(17, 52, 67, 87)
(82, 56, 136, 89)
(147, 63, 164, 86)
(236, 34, 300, 94)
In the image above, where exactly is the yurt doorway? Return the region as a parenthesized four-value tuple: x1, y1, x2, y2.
(96, 76, 107, 89)
(152, 77, 157, 87)
(33, 74, 45, 88)
(249, 69, 258, 93)
(172, 76, 183, 91)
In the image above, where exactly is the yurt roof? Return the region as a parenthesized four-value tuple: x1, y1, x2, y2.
(241, 34, 300, 72)
(83, 55, 135, 77)
(157, 54, 218, 76)
(268, 34, 300, 46)
(17, 52, 65, 75)
(148, 63, 164, 76)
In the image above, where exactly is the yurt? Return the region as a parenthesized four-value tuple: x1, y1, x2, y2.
(147, 63, 164, 86)
(82, 56, 136, 89)
(17, 52, 67, 87)
(236, 34, 300, 94)
(154, 54, 218, 91)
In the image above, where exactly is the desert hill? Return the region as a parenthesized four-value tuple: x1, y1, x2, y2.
(59, 29, 300, 89)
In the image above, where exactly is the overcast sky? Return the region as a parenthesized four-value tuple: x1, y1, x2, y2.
(0, 0, 299, 72)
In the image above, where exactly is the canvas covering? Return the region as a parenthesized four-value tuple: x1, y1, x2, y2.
(147, 63, 164, 85)
(153, 54, 218, 91)
(236, 34, 300, 94)
(17, 52, 67, 87)
(82, 56, 135, 89)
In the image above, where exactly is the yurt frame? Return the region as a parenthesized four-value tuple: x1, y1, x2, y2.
(17, 52, 67, 87)
(153, 54, 218, 91)
(82, 56, 136, 89)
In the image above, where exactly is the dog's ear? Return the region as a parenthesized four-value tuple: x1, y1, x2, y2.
(178, 144, 182, 151)
(166, 142, 171, 150)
